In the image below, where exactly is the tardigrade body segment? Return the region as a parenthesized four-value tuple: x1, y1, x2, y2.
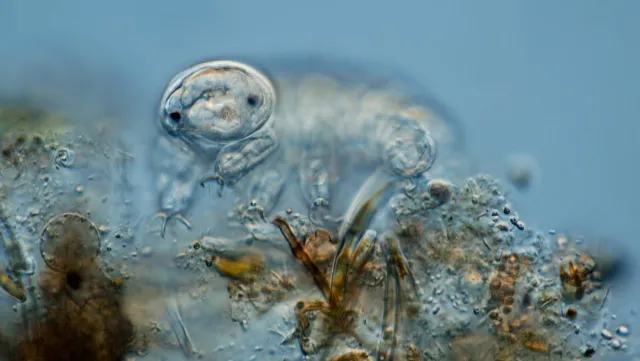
(151, 58, 463, 236)
(159, 60, 276, 145)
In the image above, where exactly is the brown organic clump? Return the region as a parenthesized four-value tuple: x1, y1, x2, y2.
(3, 213, 135, 361)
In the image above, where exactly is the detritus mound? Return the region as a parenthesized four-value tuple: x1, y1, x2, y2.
(0, 212, 136, 361)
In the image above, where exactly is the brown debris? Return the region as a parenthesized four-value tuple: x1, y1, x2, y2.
(0, 213, 138, 361)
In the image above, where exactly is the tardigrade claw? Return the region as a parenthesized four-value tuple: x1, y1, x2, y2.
(308, 198, 330, 225)
(309, 198, 343, 226)
(247, 200, 267, 223)
(256, 206, 266, 222)
(151, 211, 193, 238)
(200, 174, 225, 197)
(175, 214, 194, 230)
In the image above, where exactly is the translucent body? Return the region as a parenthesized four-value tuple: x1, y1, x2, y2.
(151, 59, 464, 236)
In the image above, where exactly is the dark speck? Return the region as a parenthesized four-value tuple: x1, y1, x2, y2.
(169, 111, 182, 122)
(66, 271, 82, 290)
(582, 346, 595, 357)
(247, 95, 259, 107)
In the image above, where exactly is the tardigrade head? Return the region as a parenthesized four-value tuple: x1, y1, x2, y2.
(159, 60, 276, 144)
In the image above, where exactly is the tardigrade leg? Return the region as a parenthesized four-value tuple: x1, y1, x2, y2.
(232, 151, 290, 228)
(150, 136, 200, 237)
(298, 143, 338, 225)
(246, 167, 287, 217)
(200, 127, 279, 196)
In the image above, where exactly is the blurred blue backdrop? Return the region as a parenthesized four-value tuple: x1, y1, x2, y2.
(1, 0, 638, 335)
